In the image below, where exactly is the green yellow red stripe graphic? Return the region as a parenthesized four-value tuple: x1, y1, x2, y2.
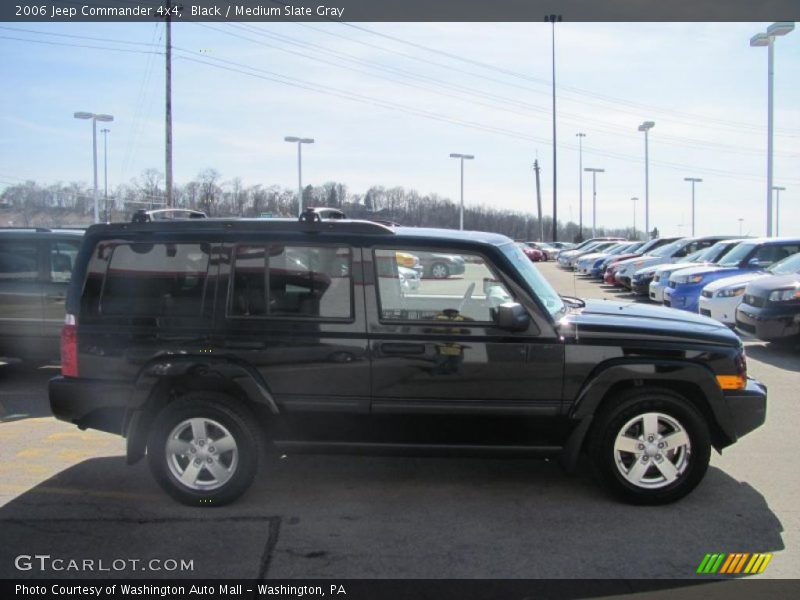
(696, 552, 772, 574)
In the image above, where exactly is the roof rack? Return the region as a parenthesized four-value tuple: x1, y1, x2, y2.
(93, 217, 396, 235)
(0, 226, 52, 232)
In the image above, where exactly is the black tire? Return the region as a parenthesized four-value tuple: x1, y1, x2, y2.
(429, 262, 450, 279)
(146, 392, 263, 507)
(587, 388, 711, 505)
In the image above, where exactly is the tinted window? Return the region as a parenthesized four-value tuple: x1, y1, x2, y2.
(0, 240, 38, 281)
(230, 244, 352, 319)
(101, 243, 210, 316)
(50, 240, 81, 283)
(375, 248, 514, 323)
(754, 243, 800, 266)
(769, 252, 800, 275)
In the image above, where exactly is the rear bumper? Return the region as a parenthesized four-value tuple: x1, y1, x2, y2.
(736, 305, 800, 340)
(723, 378, 767, 442)
(49, 376, 135, 435)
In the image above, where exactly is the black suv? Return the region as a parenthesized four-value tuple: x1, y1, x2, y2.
(49, 219, 766, 506)
(0, 227, 84, 362)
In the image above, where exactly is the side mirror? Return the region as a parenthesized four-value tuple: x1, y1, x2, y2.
(746, 257, 760, 268)
(495, 302, 530, 332)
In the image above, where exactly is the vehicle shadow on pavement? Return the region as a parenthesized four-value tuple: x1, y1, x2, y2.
(0, 453, 784, 580)
(0, 364, 56, 423)
(744, 342, 800, 372)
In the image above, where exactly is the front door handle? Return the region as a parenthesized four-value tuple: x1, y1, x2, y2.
(380, 342, 426, 356)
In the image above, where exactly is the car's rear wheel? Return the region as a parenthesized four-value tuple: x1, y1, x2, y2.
(147, 392, 263, 506)
(588, 388, 711, 505)
(430, 262, 450, 279)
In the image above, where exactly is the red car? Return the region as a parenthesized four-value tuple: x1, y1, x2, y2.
(518, 243, 545, 262)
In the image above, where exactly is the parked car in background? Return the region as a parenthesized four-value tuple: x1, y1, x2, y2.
(524, 242, 558, 260)
(700, 251, 800, 327)
(617, 236, 735, 292)
(602, 237, 680, 286)
(560, 240, 624, 269)
(664, 238, 800, 313)
(0, 227, 84, 362)
(575, 242, 643, 277)
(519, 243, 546, 262)
(736, 272, 800, 341)
(415, 250, 466, 279)
(398, 265, 421, 292)
(648, 239, 747, 303)
(557, 237, 626, 268)
(132, 208, 207, 223)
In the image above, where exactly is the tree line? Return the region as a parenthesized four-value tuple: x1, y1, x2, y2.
(0, 168, 637, 242)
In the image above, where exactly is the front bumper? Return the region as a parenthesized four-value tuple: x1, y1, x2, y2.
(49, 376, 135, 435)
(736, 304, 800, 340)
(631, 276, 653, 296)
(724, 378, 767, 442)
(698, 294, 739, 326)
(662, 284, 702, 312)
(649, 280, 666, 303)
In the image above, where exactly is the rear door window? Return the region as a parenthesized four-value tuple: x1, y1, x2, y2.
(0, 240, 39, 281)
(49, 240, 81, 283)
(230, 244, 352, 320)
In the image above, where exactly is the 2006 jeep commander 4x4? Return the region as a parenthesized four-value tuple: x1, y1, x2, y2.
(49, 217, 766, 506)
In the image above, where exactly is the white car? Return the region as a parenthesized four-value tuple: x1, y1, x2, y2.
(398, 266, 421, 293)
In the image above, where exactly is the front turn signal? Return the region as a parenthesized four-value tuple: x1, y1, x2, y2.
(716, 375, 746, 390)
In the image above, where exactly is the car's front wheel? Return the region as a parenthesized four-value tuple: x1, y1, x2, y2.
(430, 262, 450, 279)
(147, 392, 263, 506)
(588, 388, 711, 505)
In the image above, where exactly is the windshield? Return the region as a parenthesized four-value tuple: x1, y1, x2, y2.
(651, 240, 685, 258)
(768, 252, 800, 275)
(502, 243, 565, 318)
(717, 243, 756, 267)
(704, 241, 738, 263)
(679, 249, 705, 263)
(636, 238, 665, 254)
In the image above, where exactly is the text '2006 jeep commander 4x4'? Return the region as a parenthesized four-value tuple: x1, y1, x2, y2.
(49, 218, 767, 506)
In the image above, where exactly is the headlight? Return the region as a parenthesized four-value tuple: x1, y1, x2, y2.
(769, 288, 800, 302)
(717, 287, 745, 298)
(674, 274, 704, 284)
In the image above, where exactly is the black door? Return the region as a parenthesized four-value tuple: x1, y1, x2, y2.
(366, 246, 564, 416)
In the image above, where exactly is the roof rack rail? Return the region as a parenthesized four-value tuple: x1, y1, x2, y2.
(97, 217, 396, 235)
(0, 226, 52, 232)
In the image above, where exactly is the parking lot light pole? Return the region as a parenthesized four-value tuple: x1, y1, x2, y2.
(773, 186, 785, 235)
(638, 121, 655, 238)
(449, 153, 474, 230)
(284, 136, 314, 217)
(74, 111, 114, 223)
(631, 197, 639, 240)
(751, 22, 794, 237)
(101, 128, 110, 223)
(684, 177, 702, 236)
(576, 132, 586, 240)
(584, 167, 604, 238)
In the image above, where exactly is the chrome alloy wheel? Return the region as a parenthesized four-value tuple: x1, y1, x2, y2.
(613, 412, 691, 489)
(431, 263, 449, 279)
(166, 418, 239, 491)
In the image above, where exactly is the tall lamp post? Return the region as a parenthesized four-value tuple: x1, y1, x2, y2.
(545, 14, 562, 242)
(638, 121, 655, 238)
(738, 218, 744, 236)
(750, 22, 794, 237)
(101, 128, 110, 222)
(73, 111, 114, 223)
(284, 136, 314, 217)
(684, 177, 702, 236)
(631, 197, 639, 240)
(449, 153, 475, 230)
(576, 132, 586, 240)
(584, 167, 604, 238)
(773, 186, 786, 235)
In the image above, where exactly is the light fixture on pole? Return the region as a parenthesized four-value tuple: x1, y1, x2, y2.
(584, 167, 604, 238)
(74, 111, 114, 223)
(638, 121, 655, 238)
(576, 132, 586, 241)
(773, 186, 785, 235)
(545, 14, 562, 242)
(751, 22, 794, 237)
(101, 128, 110, 223)
(631, 197, 639, 240)
(284, 136, 314, 217)
(738, 217, 744, 236)
(683, 177, 702, 236)
(449, 153, 475, 230)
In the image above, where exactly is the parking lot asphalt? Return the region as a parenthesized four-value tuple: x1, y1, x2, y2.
(0, 261, 797, 580)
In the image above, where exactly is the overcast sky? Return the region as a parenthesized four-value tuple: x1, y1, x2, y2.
(0, 21, 798, 236)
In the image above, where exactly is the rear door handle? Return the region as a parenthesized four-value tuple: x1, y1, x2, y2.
(380, 343, 426, 356)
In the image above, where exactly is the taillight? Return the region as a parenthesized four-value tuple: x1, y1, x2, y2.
(61, 313, 78, 377)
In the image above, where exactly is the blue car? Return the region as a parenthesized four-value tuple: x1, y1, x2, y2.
(663, 237, 800, 312)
